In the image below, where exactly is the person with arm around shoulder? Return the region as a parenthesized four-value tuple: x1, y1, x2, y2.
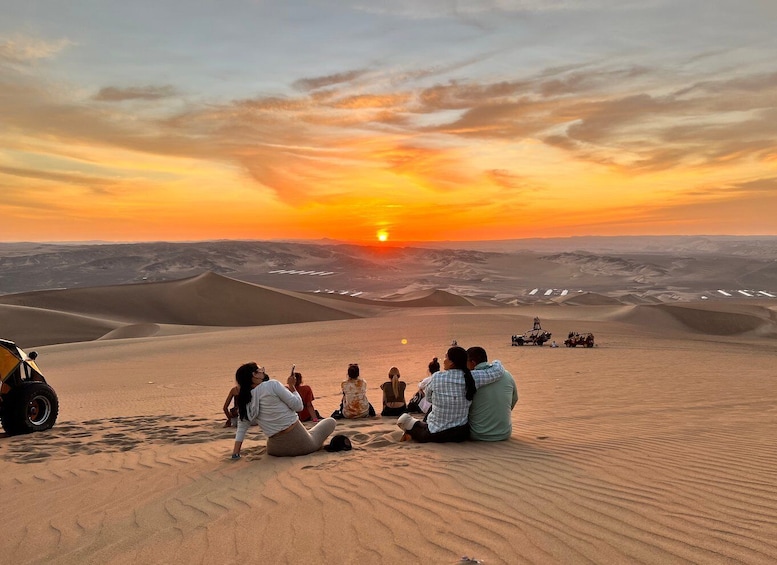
(466, 346, 518, 441)
(231, 362, 336, 458)
(396, 346, 504, 443)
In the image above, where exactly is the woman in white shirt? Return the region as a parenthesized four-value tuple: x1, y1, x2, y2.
(232, 362, 336, 458)
(417, 357, 441, 415)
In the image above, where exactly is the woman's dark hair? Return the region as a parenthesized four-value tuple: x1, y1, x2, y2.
(347, 363, 360, 379)
(428, 357, 440, 374)
(235, 362, 258, 421)
(446, 346, 476, 401)
(294, 372, 303, 386)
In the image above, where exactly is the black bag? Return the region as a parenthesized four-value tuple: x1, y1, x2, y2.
(407, 390, 424, 413)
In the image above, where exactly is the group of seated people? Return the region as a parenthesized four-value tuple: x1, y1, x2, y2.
(225, 345, 518, 459)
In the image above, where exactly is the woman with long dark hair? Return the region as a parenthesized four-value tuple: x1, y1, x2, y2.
(396, 346, 504, 443)
(231, 362, 336, 458)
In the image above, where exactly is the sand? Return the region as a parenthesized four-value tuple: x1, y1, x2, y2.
(1, 274, 776, 564)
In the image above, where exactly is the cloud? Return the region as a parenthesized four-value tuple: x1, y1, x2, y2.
(292, 70, 369, 91)
(628, 176, 777, 234)
(685, 177, 777, 198)
(0, 35, 72, 64)
(485, 169, 538, 192)
(536, 70, 777, 171)
(93, 85, 178, 102)
(0, 165, 113, 187)
(3, 44, 776, 219)
(351, 0, 623, 19)
(330, 93, 411, 110)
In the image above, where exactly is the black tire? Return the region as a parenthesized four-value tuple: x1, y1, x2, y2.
(0, 382, 59, 435)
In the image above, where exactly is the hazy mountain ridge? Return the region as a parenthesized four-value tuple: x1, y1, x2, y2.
(1, 237, 776, 301)
(403, 235, 777, 256)
(543, 252, 668, 281)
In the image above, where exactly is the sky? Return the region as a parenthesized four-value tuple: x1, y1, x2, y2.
(1, 0, 776, 243)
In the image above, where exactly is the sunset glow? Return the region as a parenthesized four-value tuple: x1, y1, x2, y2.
(1, 1, 776, 242)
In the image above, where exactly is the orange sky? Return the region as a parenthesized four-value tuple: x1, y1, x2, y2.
(2, 2, 776, 243)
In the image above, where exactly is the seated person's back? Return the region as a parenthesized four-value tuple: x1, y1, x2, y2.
(341, 363, 372, 418)
(380, 366, 407, 416)
(467, 346, 518, 441)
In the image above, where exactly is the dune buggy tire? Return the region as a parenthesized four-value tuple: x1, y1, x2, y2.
(0, 382, 59, 435)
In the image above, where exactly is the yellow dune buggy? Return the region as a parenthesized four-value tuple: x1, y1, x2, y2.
(0, 338, 59, 435)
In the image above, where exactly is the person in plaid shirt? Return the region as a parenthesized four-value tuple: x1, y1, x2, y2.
(397, 346, 504, 442)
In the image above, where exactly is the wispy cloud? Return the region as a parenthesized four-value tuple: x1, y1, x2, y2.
(4, 56, 776, 208)
(93, 85, 178, 102)
(0, 35, 72, 64)
(0, 164, 115, 189)
(293, 70, 369, 91)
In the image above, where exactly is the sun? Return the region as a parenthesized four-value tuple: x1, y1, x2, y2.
(377, 230, 389, 242)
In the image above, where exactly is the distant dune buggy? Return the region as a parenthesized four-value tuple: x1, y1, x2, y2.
(0, 338, 59, 435)
(564, 332, 595, 348)
(511, 329, 552, 346)
(511, 317, 552, 346)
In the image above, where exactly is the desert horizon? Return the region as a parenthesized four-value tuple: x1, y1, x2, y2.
(2, 235, 776, 304)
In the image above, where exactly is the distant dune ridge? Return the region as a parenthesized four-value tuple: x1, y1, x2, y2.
(2, 237, 776, 303)
(621, 302, 777, 336)
(2, 239, 777, 563)
(2, 271, 775, 347)
(0, 272, 365, 345)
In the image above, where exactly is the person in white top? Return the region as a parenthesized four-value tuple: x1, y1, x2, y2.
(232, 362, 336, 458)
(417, 357, 440, 415)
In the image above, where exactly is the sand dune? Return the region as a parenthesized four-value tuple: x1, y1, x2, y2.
(617, 302, 777, 337)
(379, 288, 482, 307)
(97, 323, 162, 340)
(0, 272, 363, 327)
(0, 303, 120, 346)
(0, 274, 508, 347)
(657, 303, 776, 336)
(0, 272, 368, 346)
(1, 274, 777, 564)
(555, 291, 625, 306)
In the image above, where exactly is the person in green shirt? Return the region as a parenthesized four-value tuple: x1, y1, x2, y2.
(467, 346, 518, 441)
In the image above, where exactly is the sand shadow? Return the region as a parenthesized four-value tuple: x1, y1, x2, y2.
(1, 414, 559, 466)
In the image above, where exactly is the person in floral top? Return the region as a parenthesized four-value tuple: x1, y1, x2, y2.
(341, 363, 376, 418)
